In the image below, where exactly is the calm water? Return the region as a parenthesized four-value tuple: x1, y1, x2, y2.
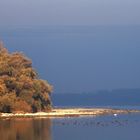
(1, 114, 140, 140)
(1, 93, 140, 140)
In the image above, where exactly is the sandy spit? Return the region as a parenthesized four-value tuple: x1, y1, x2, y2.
(0, 108, 140, 118)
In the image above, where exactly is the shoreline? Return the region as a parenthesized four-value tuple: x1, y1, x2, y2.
(0, 108, 140, 119)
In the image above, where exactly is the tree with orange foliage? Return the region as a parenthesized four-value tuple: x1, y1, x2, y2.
(0, 43, 52, 113)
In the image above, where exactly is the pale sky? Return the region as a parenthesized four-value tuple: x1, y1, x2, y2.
(0, 0, 140, 28)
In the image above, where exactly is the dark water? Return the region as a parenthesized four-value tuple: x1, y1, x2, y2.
(52, 91, 140, 107)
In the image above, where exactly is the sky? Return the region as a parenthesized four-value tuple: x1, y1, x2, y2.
(1, 26, 140, 93)
(0, 0, 140, 27)
(0, 0, 140, 93)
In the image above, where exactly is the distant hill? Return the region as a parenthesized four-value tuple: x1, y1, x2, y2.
(0, 42, 52, 113)
(52, 89, 140, 107)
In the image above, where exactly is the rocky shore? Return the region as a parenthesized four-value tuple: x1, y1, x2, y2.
(0, 108, 140, 119)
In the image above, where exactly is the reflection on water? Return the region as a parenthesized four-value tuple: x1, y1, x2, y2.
(52, 114, 140, 140)
(0, 114, 140, 140)
(0, 118, 52, 140)
(53, 116, 139, 127)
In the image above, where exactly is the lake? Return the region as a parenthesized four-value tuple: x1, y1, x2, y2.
(0, 26, 140, 140)
(1, 93, 140, 140)
(1, 113, 140, 140)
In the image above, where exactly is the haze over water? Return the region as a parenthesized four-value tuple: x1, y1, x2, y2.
(1, 26, 140, 93)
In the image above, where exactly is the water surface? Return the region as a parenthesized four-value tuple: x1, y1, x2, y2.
(1, 114, 140, 140)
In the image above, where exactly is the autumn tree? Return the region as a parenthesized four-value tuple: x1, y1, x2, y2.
(0, 43, 52, 113)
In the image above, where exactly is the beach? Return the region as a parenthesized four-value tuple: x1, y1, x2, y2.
(0, 108, 140, 118)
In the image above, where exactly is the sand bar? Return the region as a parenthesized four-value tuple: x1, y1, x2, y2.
(0, 108, 140, 118)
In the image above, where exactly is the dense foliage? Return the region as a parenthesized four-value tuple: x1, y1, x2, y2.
(0, 43, 52, 113)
